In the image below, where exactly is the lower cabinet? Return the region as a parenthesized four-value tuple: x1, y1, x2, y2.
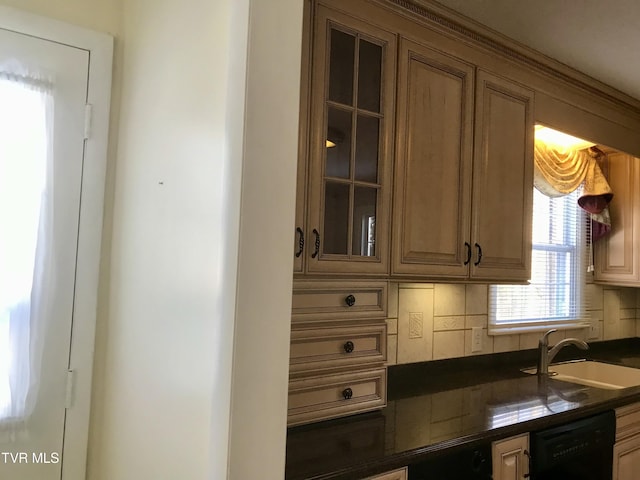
(492, 434, 530, 480)
(365, 467, 407, 480)
(614, 403, 640, 480)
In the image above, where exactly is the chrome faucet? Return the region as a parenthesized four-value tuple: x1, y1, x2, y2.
(536, 329, 589, 376)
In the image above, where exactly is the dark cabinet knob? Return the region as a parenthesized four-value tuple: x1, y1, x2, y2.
(342, 388, 353, 400)
(343, 341, 354, 353)
(345, 294, 356, 307)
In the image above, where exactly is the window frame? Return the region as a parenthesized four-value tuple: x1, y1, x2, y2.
(489, 187, 590, 335)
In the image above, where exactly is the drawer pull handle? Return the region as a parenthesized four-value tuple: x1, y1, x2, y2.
(342, 388, 353, 400)
(345, 294, 356, 307)
(343, 341, 355, 353)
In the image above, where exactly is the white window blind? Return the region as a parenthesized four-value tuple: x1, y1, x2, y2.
(489, 187, 590, 334)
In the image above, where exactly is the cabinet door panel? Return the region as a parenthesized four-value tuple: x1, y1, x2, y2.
(614, 434, 640, 480)
(471, 71, 534, 281)
(306, 6, 395, 275)
(492, 434, 529, 480)
(392, 38, 474, 277)
(594, 152, 640, 285)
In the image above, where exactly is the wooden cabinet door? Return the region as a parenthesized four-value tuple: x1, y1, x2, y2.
(492, 434, 530, 480)
(305, 5, 396, 275)
(594, 152, 640, 285)
(471, 70, 534, 282)
(614, 434, 640, 480)
(293, 0, 313, 274)
(391, 37, 474, 278)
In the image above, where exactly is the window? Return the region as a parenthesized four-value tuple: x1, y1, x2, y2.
(489, 187, 590, 334)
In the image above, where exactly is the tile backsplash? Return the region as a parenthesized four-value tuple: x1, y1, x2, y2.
(387, 282, 640, 366)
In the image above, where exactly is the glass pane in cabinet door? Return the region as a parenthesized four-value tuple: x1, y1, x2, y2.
(357, 40, 382, 113)
(323, 182, 350, 255)
(354, 114, 379, 183)
(352, 186, 377, 257)
(328, 29, 355, 106)
(326, 107, 352, 179)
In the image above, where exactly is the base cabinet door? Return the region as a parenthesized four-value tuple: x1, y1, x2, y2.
(614, 403, 640, 480)
(492, 434, 530, 480)
(613, 434, 640, 480)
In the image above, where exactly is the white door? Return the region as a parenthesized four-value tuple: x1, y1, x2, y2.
(0, 27, 89, 479)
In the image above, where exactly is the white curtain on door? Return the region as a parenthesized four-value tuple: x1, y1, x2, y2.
(0, 70, 53, 428)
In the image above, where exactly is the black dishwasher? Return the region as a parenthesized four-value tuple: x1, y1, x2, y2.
(530, 410, 616, 480)
(408, 442, 492, 479)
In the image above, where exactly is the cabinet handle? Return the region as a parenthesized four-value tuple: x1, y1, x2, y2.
(343, 341, 355, 353)
(464, 242, 472, 265)
(474, 243, 483, 266)
(523, 449, 532, 478)
(311, 229, 320, 258)
(295, 227, 304, 258)
(342, 388, 353, 400)
(345, 294, 356, 307)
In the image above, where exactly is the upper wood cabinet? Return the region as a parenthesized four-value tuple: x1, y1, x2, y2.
(392, 37, 534, 282)
(392, 38, 474, 278)
(470, 71, 534, 281)
(299, 4, 396, 275)
(594, 152, 640, 285)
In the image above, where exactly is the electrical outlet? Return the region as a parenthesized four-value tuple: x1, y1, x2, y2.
(588, 322, 601, 339)
(471, 327, 483, 353)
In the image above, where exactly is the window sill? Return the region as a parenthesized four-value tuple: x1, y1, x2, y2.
(489, 322, 590, 336)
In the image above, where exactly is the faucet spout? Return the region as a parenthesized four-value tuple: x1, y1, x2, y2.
(536, 329, 589, 376)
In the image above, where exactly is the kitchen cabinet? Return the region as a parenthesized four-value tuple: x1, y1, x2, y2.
(288, 280, 388, 426)
(297, 3, 396, 276)
(492, 433, 530, 480)
(614, 402, 640, 480)
(392, 36, 533, 281)
(365, 467, 407, 480)
(594, 152, 640, 285)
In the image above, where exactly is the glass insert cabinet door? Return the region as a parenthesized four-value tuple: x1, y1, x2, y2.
(305, 6, 396, 275)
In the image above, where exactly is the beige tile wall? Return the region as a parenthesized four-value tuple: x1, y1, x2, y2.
(386, 282, 640, 366)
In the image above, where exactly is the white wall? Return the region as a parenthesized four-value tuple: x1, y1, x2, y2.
(0, 0, 303, 478)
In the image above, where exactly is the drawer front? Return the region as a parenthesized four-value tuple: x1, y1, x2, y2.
(290, 324, 387, 374)
(365, 468, 407, 480)
(288, 368, 387, 426)
(616, 402, 640, 440)
(292, 281, 387, 323)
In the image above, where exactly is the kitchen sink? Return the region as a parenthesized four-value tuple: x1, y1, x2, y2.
(523, 360, 640, 390)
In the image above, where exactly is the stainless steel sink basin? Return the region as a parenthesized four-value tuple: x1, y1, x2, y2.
(523, 360, 640, 390)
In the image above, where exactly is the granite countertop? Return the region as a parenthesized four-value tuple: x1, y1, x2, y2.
(285, 338, 640, 480)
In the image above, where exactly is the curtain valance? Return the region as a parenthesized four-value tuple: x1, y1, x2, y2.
(534, 140, 613, 242)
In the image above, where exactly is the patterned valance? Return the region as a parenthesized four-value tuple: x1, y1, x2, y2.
(534, 140, 613, 241)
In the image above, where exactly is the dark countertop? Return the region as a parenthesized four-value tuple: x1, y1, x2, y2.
(285, 338, 640, 480)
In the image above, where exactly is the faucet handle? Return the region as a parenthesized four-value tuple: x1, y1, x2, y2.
(539, 329, 558, 347)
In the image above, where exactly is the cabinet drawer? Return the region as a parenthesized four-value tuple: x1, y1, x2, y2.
(288, 368, 387, 426)
(366, 468, 407, 480)
(290, 324, 386, 374)
(292, 281, 388, 322)
(616, 402, 640, 441)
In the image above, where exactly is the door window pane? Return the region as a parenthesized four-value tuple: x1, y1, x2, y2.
(328, 29, 355, 105)
(354, 114, 379, 183)
(357, 40, 382, 113)
(326, 107, 352, 178)
(323, 182, 350, 255)
(352, 186, 377, 256)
